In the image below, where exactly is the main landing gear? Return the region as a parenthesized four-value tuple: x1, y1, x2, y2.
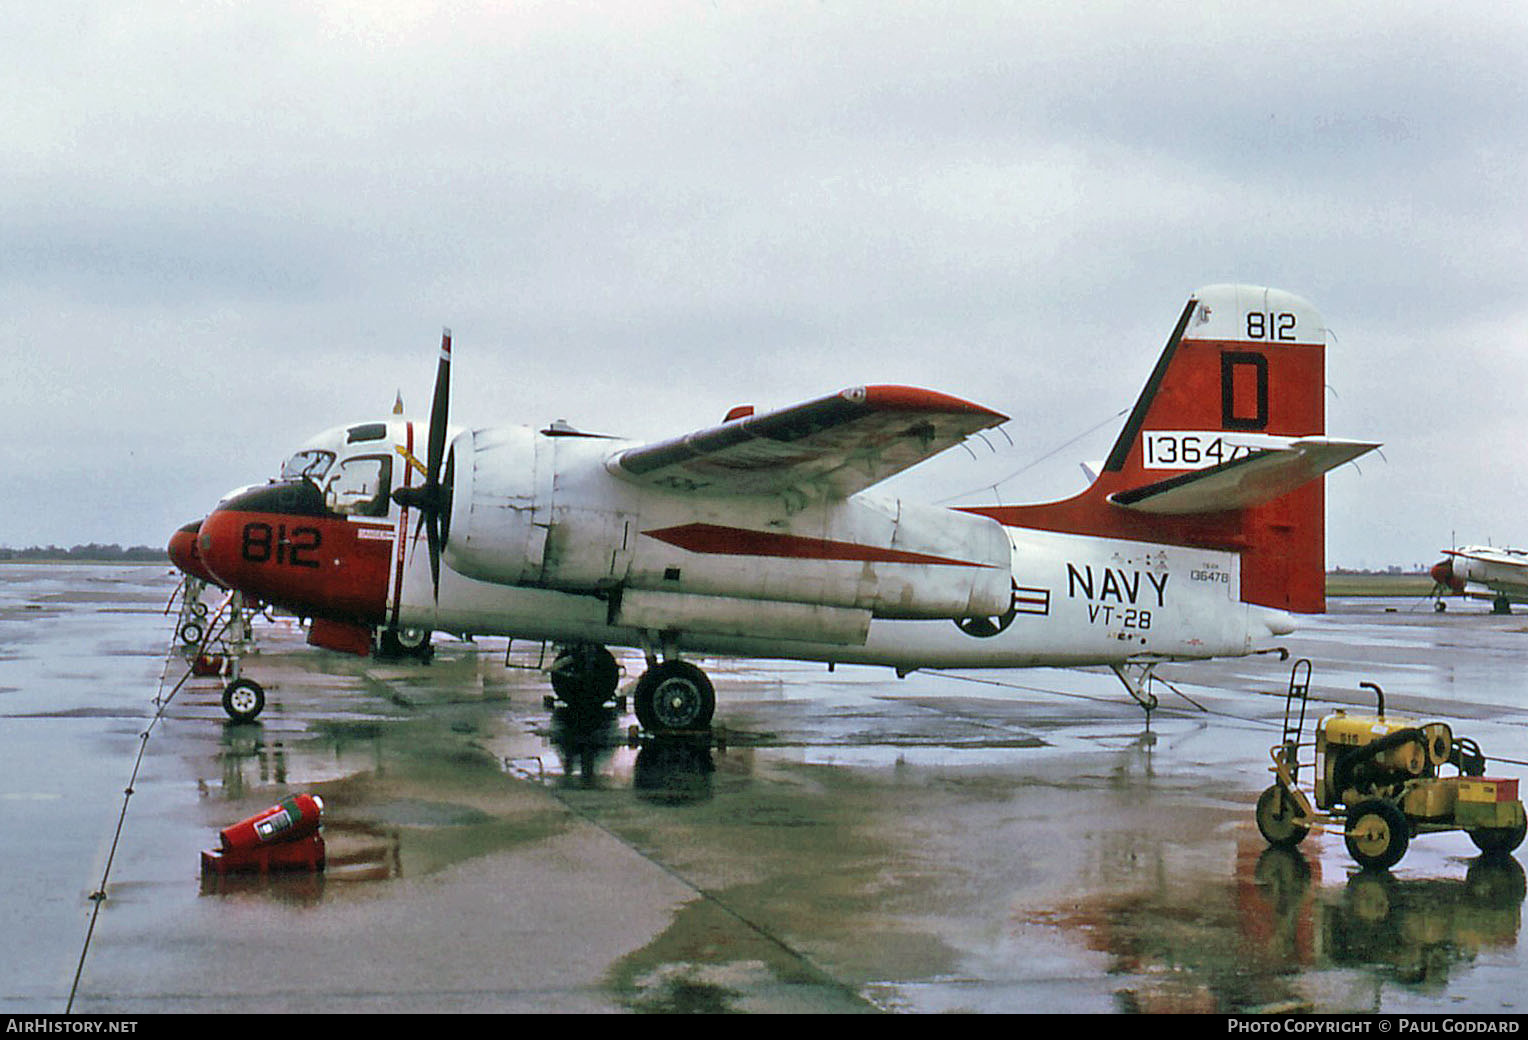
(546, 644, 716, 734)
(632, 659, 715, 733)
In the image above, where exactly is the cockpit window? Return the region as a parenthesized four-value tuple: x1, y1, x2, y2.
(323, 455, 393, 518)
(347, 423, 388, 444)
(280, 449, 335, 483)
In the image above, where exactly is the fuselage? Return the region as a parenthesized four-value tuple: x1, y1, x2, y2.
(194, 418, 1292, 671)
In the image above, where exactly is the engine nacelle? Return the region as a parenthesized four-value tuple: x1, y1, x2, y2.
(444, 425, 1014, 625)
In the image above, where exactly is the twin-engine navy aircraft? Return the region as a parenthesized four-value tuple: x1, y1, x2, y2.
(170, 284, 1378, 730)
(1430, 546, 1528, 613)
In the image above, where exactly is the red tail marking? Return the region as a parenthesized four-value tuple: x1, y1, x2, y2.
(965, 288, 1333, 614)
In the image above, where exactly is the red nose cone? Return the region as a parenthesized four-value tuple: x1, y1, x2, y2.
(1431, 560, 1464, 594)
(168, 520, 219, 585)
(198, 482, 393, 624)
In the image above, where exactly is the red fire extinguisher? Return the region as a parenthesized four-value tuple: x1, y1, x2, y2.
(219, 793, 324, 852)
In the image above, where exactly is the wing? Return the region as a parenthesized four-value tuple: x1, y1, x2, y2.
(1444, 546, 1528, 569)
(609, 386, 1007, 498)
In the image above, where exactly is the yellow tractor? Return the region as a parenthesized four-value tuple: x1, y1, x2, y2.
(1255, 660, 1525, 871)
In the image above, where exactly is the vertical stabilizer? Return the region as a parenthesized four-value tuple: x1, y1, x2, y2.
(966, 285, 1350, 613)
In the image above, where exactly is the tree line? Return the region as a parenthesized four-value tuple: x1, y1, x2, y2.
(0, 544, 167, 562)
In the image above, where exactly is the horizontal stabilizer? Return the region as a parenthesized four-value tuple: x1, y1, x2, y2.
(1108, 437, 1379, 515)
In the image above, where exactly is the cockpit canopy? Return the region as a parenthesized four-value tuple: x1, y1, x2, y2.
(277, 423, 396, 519)
(279, 449, 335, 483)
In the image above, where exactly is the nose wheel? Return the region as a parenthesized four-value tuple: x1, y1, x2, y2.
(633, 660, 715, 733)
(221, 677, 266, 724)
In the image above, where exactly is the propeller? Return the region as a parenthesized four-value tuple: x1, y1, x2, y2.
(391, 328, 454, 598)
(1430, 558, 1464, 595)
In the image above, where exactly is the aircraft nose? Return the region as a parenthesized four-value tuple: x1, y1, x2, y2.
(167, 519, 219, 585)
(1430, 559, 1464, 593)
(197, 481, 392, 625)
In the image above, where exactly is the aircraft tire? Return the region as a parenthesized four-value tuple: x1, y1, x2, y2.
(377, 627, 433, 662)
(634, 661, 715, 733)
(550, 645, 620, 710)
(1255, 785, 1309, 848)
(1344, 799, 1409, 871)
(222, 678, 265, 724)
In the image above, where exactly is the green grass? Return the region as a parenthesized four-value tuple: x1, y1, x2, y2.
(1325, 573, 1435, 597)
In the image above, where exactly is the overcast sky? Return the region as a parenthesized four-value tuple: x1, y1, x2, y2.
(3, 1, 1525, 569)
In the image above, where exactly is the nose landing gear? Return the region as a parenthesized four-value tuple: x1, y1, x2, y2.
(171, 580, 268, 723)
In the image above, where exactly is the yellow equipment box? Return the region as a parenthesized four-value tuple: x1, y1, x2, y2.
(1457, 777, 1520, 803)
(1402, 778, 1457, 820)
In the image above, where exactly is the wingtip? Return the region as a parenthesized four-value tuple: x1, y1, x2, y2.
(858, 385, 1008, 424)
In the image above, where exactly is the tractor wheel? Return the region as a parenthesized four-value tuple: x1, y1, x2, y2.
(1255, 785, 1310, 848)
(1345, 799, 1410, 871)
(1469, 818, 1527, 856)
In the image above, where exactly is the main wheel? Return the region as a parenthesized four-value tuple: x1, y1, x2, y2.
(1345, 799, 1410, 871)
(550, 645, 621, 711)
(1255, 785, 1310, 848)
(222, 678, 265, 723)
(633, 660, 715, 733)
(1469, 817, 1527, 856)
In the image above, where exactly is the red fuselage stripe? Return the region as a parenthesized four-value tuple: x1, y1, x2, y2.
(643, 522, 994, 567)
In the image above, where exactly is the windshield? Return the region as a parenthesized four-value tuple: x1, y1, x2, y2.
(280, 449, 335, 483)
(323, 455, 392, 517)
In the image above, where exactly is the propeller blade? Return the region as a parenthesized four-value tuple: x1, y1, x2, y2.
(389, 327, 454, 602)
(423, 328, 451, 600)
(427, 510, 441, 596)
(426, 328, 451, 492)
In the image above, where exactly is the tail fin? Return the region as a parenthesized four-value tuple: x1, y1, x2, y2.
(966, 285, 1378, 613)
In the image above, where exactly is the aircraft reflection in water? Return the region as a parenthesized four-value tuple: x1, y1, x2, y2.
(169, 285, 1379, 729)
(1032, 840, 1526, 1014)
(545, 704, 716, 803)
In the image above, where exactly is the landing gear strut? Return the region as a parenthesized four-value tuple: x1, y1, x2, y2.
(171, 580, 268, 724)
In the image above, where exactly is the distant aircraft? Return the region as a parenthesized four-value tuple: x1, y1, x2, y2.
(172, 284, 1378, 728)
(1429, 546, 1528, 613)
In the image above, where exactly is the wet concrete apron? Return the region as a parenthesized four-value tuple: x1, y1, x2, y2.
(2, 564, 1524, 1013)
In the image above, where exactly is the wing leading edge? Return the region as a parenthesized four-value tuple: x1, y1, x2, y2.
(609, 386, 1007, 499)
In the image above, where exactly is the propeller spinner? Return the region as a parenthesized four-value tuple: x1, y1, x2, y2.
(1430, 558, 1464, 595)
(391, 328, 455, 597)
